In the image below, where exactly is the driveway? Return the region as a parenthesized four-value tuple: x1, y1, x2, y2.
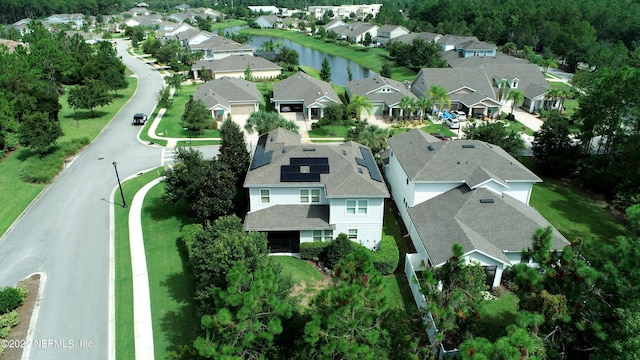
(0, 39, 164, 359)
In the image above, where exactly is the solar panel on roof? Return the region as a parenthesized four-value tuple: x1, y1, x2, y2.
(249, 134, 273, 170)
(280, 157, 330, 182)
(290, 158, 329, 166)
(480, 198, 495, 203)
(355, 146, 383, 182)
(462, 144, 475, 148)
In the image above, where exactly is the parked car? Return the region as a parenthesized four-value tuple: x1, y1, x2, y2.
(451, 110, 467, 121)
(430, 132, 453, 141)
(438, 111, 455, 120)
(132, 113, 147, 125)
(445, 117, 460, 129)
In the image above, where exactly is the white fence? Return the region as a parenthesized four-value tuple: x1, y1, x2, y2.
(404, 253, 459, 359)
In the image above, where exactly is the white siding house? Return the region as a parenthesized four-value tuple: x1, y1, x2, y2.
(244, 128, 389, 252)
(384, 129, 569, 287)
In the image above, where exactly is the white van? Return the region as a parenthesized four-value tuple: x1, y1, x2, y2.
(445, 117, 460, 129)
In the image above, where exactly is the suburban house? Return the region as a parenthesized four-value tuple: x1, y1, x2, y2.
(391, 32, 442, 45)
(272, 71, 340, 120)
(124, 15, 162, 28)
(255, 15, 279, 28)
(248, 5, 280, 14)
(324, 22, 378, 43)
(373, 24, 410, 45)
(244, 128, 390, 252)
(384, 129, 569, 287)
(157, 21, 179, 32)
(193, 77, 262, 120)
(323, 19, 348, 31)
(188, 35, 254, 60)
(410, 68, 502, 118)
(450, 38, 497, 58)
(126, 6, 151, 16)
(308, 4, 382, 20)
(346, 76, 417, 118)
(65, 30, 101, 44)
(6, 18, 32, 36)
(436, 35, 481, 51)
(192, 55, 282, 80)
(44, 13, 85, 28)
(167, 9, 222, 23)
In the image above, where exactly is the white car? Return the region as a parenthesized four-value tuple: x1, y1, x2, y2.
(445, 117, 460, 129)
(451, 110, 467, 121)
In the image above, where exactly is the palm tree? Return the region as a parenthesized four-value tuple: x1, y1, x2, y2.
(399, 96, 416, 120)
(506, 90, 525, 117)
(429, 85, 450, 116)
(244, 111, 299, 134)
(545, 88, 561, 110)
(541, 57, 558, 74)
(347, 94, 373, 121)
(416, 97, 433, 123)
(496, 79, 511, 103)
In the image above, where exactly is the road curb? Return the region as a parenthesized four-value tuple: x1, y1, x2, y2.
(21, 272, 47, 360)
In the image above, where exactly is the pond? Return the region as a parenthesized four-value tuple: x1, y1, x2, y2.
(242, 34, 378, 86)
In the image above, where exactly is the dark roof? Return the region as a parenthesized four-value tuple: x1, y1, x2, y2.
(408, 186, 569, 266)
(188, 35, 252, 52)
(391, 32, 441, 45)
(386, 129, 541, 183)
(245, 205, 333, 231)
(244, 128, 389, 198)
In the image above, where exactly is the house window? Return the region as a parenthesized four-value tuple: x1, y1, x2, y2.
(260, 189, 270, 203)
(300, 189, 321, 203)
(511, 79, 519, 88)
(313, 229, 333, 242)
(348, 229, 358, 240)
(346, 199, 368, 215)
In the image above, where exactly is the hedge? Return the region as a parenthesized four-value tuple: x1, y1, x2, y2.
(300, 241, 331, 260)
(370, 235, 399, 275)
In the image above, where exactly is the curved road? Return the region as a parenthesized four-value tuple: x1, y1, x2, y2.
(0, 40, 179, 359)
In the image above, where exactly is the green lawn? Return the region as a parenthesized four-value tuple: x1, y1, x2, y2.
(530, 177, 627, 244)
(115, 168, 165, 360)
(470, 293, 519, 341)
(240, 28, 417, 82)
(210, 20, 247, 32)
(502, 119, 535, 136)
(308, 123, 354, 138)
(141, 183, 200, 357)
(0, 76, 137, 237)
(155, 85, 221, 139)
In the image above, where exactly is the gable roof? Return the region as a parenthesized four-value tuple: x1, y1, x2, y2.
(377, 24, 409, 34)
(245, 204, 333, 231)
(193, 77, 261, 110)
(391, 32, 442, 45)
(412, 67, 497, 106)
(387, 129, 541, 183)
(188, 35, 252, 52)
(257, 15, 279, 25)
(456, 39, 496, 51)
(347, 76, 416, 107)
(193, 55, 281, 72)
(244, 128, 390, 198)
(273, 71, 340, 105)
(408, 186, 569, 266)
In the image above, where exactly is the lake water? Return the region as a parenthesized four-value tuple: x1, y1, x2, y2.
(222, 30, 377, 86)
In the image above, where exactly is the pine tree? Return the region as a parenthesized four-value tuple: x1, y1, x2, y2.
(319, 56, 331, 82)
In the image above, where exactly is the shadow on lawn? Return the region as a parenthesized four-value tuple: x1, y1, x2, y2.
(159, 237, 199, 353)
(145, 196, 195, 226)
(62, 110, 109, 120)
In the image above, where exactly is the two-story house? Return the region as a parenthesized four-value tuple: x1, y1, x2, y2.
(384, 129, 569, 287)
(272, 71, 340, 120)
(244, 128, 390, 252)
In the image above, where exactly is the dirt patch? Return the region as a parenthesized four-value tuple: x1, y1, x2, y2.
(289, 261, 334, 308)
(1, 274, 41, 360)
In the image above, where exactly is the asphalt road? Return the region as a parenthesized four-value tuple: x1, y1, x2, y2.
(0, 40, 217, 359)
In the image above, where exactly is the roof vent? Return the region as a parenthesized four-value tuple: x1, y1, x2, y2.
(341, 149, 347, 155)
(427, 145, 435, 151)
(462, 144, 475, 148)
(480, 198, 494, 204)
(282, 147, 287, 153)
(270, 136, 274, 142)
(358, 167, 363, 174)
(303, 147, 316, 151)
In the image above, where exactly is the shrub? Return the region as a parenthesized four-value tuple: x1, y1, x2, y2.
(0, 286, 27, 314)
(4, 133, 19, 151)
(300, 241, 330, 260)
(0, 310, 19, 338)
(370, 235, 399, 275)
(180, 223, 204, 263)
(325, 233, 354, 269)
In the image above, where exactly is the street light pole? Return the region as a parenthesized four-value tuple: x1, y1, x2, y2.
(112, 161, 127, 208)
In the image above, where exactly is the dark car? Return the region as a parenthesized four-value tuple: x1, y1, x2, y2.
(430, 132, 452, 141)
(132, 113, 147, 125)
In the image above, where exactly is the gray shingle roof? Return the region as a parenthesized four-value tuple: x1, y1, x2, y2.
(437, 35, 479, 46)
(194, 77, 261, 109)
(391, 32, 441, 45)
(408, 186, 569, 266)
(192, 55, 281, 72)
(244, 128, 389, 198)
(273, 71, 340, 105)
(412, 67, 497, 103)
(456, 39, 496, 51)
(347, 76, 416, 107)
(188, 35, 252, 52)
(245, 205, 333, 231)
(387, 129, 541, 183)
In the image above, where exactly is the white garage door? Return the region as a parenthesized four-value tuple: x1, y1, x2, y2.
(231, 104, 255, 115)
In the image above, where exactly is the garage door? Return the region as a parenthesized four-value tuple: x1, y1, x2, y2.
(230, 104, 255, 115)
